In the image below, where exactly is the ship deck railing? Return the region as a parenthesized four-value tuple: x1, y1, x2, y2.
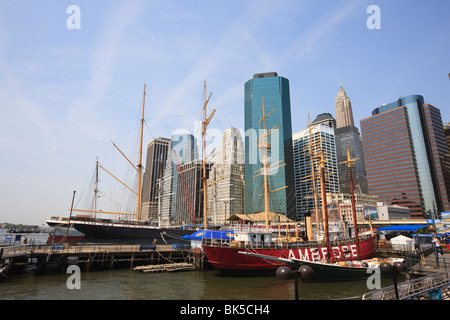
(201, 234, 374, 250)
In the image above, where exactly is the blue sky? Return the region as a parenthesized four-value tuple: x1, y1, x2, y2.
(0, 0, 449, 225)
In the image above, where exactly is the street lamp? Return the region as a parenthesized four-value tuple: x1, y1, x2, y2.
(379, 261, 407, 300)
(276, 265, 314, 300)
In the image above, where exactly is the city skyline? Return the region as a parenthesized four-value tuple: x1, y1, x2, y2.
(0, 1, 449, 224)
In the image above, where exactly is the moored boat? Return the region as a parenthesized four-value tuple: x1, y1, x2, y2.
(202, 103, 379, 277)
(46, 224, 85, 244)
(239, 250, 404, 281)
(46, 83, 211, 244)
(202, 228, 377, 276)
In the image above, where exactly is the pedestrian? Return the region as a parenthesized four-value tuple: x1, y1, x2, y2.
(433, 237, 443, 255)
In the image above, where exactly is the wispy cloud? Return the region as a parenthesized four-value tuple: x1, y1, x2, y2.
(72, 1, 146, 111)
(156, 0, 288, 133)
(286, 0, 366, 61)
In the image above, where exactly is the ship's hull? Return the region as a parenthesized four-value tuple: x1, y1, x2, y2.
(288, 259, 387, 281)
(47, 226, 85, 244)
(202, 236, 378, 276)
(70, 220, 194, 244)
(47, 218, 194, 244)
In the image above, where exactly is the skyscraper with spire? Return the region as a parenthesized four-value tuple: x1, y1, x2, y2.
(334, 84, 368, 194)
(335, 84, 354, 128)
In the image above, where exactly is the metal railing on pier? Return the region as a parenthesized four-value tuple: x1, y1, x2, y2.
(405, 247, 450, 276)
(1, 243, 178, 260)
(362, 270, 450, 300)
(0, 245, 29, 259)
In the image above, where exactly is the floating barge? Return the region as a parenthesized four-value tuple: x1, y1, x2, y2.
(134, 262, 196, 273)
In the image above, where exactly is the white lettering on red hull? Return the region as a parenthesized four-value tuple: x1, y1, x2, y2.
(287, 244, 359, 262)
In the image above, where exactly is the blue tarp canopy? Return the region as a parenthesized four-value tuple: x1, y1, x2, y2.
(378, 225, 428, 232)
(181, 230, 235, 240)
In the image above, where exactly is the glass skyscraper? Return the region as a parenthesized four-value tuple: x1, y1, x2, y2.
(360, 95, 450, 219)
(244, 72, 296, 219)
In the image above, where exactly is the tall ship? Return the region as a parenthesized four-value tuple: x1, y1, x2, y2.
(202, 101, 378, 276)
(46, 84, 207, 244)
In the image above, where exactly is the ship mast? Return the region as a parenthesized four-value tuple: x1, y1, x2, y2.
(340, 148, 361, 260)
(261, 98, 271, 232)
(318, 151, 331, 261)
(94, 159, 99, 218)
(69, 85, 147, 220)
(202, 80, 214, 230)
(307, 113, 320, 233)
(255, 97, 284, 232)
(136, 84, 146, 221)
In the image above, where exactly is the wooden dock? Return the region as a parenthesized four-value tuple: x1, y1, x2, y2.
(0, 243, 206, 277)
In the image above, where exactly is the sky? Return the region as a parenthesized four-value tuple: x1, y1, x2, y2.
(0, 0, 449, 225)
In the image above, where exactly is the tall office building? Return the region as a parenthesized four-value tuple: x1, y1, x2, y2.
(160, 133, 198, 225)
(311, 113, 336, 129)
(207, 127, 245, 224)
(360, 95, 450, 219)
(334, 85, 368, 194)
(141, 137, 170, 222)
(244, 72, 296, 219)
(335, 84, 354, 128)
(445, 122, 450, 153)
(292, 124, 340, 220)
(174, 159, 210, 225)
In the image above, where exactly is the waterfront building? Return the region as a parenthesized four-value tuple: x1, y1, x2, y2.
(331, 202, 376, 227)
(292, 124, 340, 220)
(376, 202, 411, 220)
(327, 193, 379, 207)
(161, 133, 199, 225)
(207, 127, 245, 225)
(334, 85, 368, 194)
(360, 95, 450, 219)
(141, 137, 170, 222)
(244, 72, 296, 219)
(327, 196, 409, 232)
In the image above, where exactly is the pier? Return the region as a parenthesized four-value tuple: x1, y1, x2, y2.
(0, 243, 206, 277)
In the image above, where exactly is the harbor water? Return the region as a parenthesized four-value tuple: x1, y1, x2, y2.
(0, 229, 406, 300)
(0, 267, 406, 300)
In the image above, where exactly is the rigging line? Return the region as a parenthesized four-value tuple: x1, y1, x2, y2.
(146, 98, 173, 136)
(144, 120, 154, 140)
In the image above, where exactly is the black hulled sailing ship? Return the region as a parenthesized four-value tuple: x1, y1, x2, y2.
(47, 84, 197, 244)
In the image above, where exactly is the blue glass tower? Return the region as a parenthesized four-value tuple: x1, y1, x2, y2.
(244, 73, 296, 219)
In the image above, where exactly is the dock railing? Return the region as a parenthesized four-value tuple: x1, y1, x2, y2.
(1, 243, 173, 260)
(362, 270, 450, 300)
(405, 245, 450, 275)
(0, 245, 30, 259)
